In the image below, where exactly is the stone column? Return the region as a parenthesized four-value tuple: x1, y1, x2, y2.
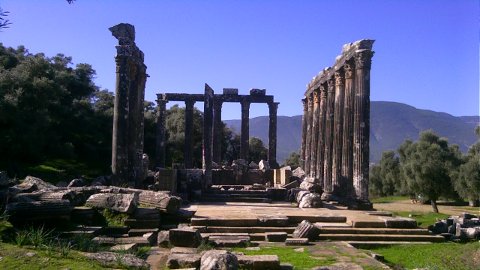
(316, 84, 327, 186)
(341, 60, 355, 198)
(353, 50, 374, 207)
(331, 69, 345, 196)
(309, 89, 320, 177)
(203, 84, 214, 189)
(304, 94, 314, 175)
(155, 95, 167, 168)
(184, 99, 195, 169)
(322, 76, 335, 200)
(268, 102, 279, 168)
(240, 99, 251, 161)
(300, 98, 308, 169)
(213, 99, 223, 163)
(110, 23, 147, 187)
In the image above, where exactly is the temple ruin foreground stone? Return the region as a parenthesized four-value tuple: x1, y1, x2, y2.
(300, 40, 374, 209)
(110, 23, 148, 187)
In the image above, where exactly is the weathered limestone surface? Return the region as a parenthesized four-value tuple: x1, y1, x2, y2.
(200, 250, 239, 270)
(110, 23, 147, 188)
(301, 40, 374, 207)
(85, 193, 138, 214)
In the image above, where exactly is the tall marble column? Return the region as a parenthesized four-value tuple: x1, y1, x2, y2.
(322, 76, 335, 199)
(213, 99, 223, 163)
(316, 84, 327, 186)
(304, 94, 314, 175)
(268, 102, 279, 168)
(341, 60, 355, 198)
(331, 69, 345, 196)
(110, 23, 147, 187)
(300, 98, 308, 169)
(240, 99, 251, 161)
(203, 84, 214, 189)
(184, 99, 195, 169)
(309, 89, 320, 177)
(155, 96, 167, 168)
(353, 50, 374, 206)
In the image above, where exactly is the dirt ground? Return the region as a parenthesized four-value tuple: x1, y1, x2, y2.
(373, 199, 480, 216)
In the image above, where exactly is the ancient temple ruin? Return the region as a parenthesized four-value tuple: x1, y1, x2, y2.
(155, 86, 280, 189)
(301, 40, 374, 209)
(110, 23, 148, 188)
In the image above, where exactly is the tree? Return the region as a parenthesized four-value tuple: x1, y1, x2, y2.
(248, 137, 268, 163)
(369, 151, 402, 197)
(452, 126, 480, 206)
(284, 151, 300, 170)
(398, 130, 461, 213)
(0, 8, 11, 30)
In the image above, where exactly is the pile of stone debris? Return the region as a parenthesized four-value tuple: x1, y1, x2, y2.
(429, 212, 480, 241)
(283, 167, 323, 209)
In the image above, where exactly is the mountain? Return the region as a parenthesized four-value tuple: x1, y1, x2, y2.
(224, 101, 479, 164)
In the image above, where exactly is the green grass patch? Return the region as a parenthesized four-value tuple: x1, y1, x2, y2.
(0, 242, 107, 270)
(370, 196, 409, 204)
(26, 158, 107, 184)
(102, 209, 129, 227)
(232, 246, 336, 269)
(361, 242, 480, 270)
(393, 211, 449, 228)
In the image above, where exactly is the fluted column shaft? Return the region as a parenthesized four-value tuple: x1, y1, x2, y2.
(184, 99, 195, 169)
(240, 99, 250, 161)
(316, 85, 327, 186)
(155, 97, 167, 168)
(341, 60, 355, 198)
(203, 84, 214, 189)
(300, 98, 308, 169)
(213, 99, 223, 163)
(322, 77, 335, 197)
(353, 50, 373, 202)
(268, 102, 279, 168)
(332, 70, 345, 196)
(309, 89, 320, 177)
(304, 95, 314, 175)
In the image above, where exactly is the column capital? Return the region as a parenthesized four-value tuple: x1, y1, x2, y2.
(320, 84, 327, 99)
(344, 60, 354, 79)
(313, 88, 321, 104)
(354, 50, 374, 69)
(214, 99, 223, 110)
(241, 100, 251, 110)
(335, 69, 345, 86)
(327, 77, 335, 93)
(307, 94, 314, 109)
(185, 99, 196, 109)
(268, 101, 279, 110)
(302, 98, 308, 111)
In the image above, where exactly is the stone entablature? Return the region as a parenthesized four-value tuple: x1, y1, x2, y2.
(155, 87, 279, 189)
(301, 39, 374, 209)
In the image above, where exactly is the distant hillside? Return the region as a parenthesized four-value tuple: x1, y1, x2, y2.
(224, 101, 479, 164)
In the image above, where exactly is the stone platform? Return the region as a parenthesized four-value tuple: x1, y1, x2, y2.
(185, 201, 444, 245)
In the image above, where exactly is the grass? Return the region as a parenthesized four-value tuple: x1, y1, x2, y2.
(370, 196, 409, 204)
(102, 209, 129, 227)
(232, 245, 336, 269)
(393, 211, 449, 228)
(0, 242, 107, 270)
(360, 242, 480, 270)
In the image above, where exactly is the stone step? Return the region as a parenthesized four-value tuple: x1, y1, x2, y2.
(128, 228, 159, 237)
(287, 215, 347, 224)
(319, 227, 431, 235)
(348, 241, 434, 248)
(200, 196, 272, 203)
(196, 226, 296, 234)
(314, 222, 352, 228)
(208, 190, 269, 195)
(317, 234, 445, 242)
(237, 254, 280, 270)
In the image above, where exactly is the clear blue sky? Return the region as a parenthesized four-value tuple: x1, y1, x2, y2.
(2, 0, 479, 120)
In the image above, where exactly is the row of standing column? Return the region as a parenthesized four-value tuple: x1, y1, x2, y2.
(155, 97, 279, 170)
(300, 51, 373, 203)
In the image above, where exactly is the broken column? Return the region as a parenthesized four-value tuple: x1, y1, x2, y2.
(203, 84, 214, 189)
(110, 23, 147, 187)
